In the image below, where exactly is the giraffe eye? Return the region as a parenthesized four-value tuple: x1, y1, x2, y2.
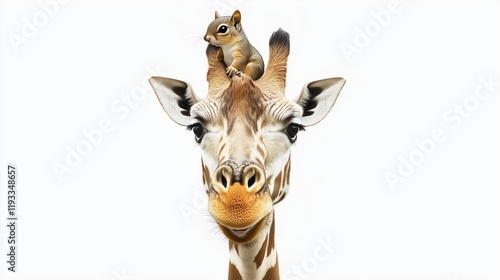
(217, 24, 228, 34)
(187, 123, 205, 143)
(286, 123, 305, 143)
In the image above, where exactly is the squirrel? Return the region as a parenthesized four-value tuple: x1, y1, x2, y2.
(204, 10, 264, 80)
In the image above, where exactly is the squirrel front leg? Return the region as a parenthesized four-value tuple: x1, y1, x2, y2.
(227, 52, 247, 78)
(217, 48, 239, 77)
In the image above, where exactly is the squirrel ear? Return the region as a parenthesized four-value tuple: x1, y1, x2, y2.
(215, 10, 220, 19)
(231, 10, 241, 26)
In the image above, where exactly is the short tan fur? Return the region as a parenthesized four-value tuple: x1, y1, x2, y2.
(204, 10, 265, 80)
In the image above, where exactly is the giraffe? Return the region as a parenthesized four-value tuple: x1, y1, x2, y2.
(149, 29, 345, 280)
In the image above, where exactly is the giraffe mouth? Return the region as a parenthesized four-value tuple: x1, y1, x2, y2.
(229, 227, 253, 238)
(218, 214, 270, 243)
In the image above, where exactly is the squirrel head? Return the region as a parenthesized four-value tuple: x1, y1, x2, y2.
(204, 10, 243, 47)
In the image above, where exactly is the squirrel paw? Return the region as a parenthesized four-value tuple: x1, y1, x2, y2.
(226, 66, 239, 78)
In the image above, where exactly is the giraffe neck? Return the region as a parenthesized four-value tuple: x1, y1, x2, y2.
(227, 211, 280, 280)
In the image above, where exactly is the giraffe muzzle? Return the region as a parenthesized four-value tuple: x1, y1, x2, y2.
(208, 162, 273, 242)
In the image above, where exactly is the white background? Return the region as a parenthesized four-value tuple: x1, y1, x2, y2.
(1, 0, 499, 279)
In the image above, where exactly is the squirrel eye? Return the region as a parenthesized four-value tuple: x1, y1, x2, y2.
(217, 25, 228, 34)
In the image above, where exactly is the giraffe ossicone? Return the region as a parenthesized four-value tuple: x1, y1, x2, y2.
(149, 28, 345, 280)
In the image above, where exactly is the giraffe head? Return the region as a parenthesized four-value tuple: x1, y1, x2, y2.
(150, 29, 345, 244)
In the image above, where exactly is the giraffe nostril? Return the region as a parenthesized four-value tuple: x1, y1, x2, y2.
(221, 173, 228, 188)
(213, 165, 233, 191)
(247, 173, 256, 188)
(244, 166, 264, 190)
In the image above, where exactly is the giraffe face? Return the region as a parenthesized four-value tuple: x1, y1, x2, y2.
(149, 29, 345, 244)
(190, 74, 303, 243)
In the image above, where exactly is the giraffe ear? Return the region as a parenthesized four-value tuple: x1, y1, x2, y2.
(149, 76, 199, 126)
(294, 77, 346, 126)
